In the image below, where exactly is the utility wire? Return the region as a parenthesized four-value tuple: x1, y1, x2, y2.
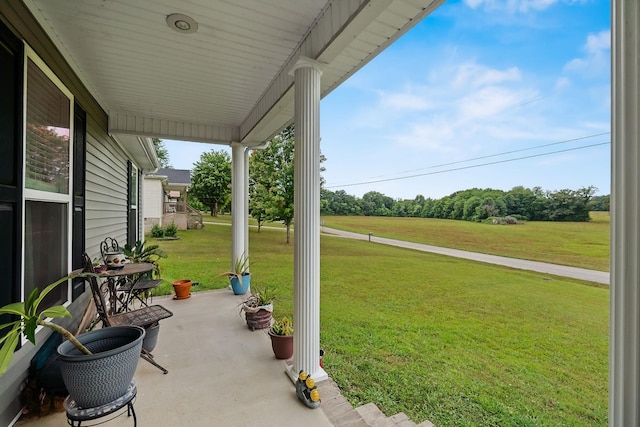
(326, 141, 609, 189)
(367, 132, 610, 178)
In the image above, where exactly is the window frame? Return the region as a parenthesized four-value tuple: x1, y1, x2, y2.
(21, 44, 74, 308)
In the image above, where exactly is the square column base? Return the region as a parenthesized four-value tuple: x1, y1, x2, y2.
(285, 362, 328, 384)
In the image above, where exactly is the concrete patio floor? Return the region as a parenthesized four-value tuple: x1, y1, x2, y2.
(15, 289, 333, 427)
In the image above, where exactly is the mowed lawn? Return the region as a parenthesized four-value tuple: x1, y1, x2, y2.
(321, 212, 610, 271)
(153, 219, 608, 426)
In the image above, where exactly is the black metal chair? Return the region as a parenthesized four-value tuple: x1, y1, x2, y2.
(81, 253, 173, 374)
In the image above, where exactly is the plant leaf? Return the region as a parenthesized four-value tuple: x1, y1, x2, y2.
(0, 332, 20, 376)
(40, 306, 71, 320)
(24, 288, 38, 315)
(24, 317, 39, 345)
(0, 302, 26, 317)
(33, 276, 71, 313)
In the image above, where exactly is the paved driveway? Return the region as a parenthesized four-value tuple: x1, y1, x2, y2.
(322, 227, 609, 285)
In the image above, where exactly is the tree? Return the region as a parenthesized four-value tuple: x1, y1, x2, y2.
(248, 176, 269, 232)
(250, 127, 295, 243)
(152, 138, 171, 168)
(321, 189, 361, 215)
(361, 191, 394, 216)
(544, 186, 595, 221)
(190, 150, 231, 217)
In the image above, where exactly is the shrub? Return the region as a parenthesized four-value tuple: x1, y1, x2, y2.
(151, 223, 164, 238)
(165, 222, 178, 237)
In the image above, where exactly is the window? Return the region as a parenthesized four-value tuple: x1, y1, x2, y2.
(127, 161, 138, 246)
(23, 47, 73, 308)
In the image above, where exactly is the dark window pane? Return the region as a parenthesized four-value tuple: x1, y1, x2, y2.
(24, 201, 68, 310)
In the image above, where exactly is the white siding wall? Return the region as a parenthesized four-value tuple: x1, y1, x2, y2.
(143, 177, 163, 232)
(144, 178, 163, 219)
(85, 119, 130, 258)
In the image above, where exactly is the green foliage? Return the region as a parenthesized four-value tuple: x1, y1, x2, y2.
(152, 138, 171, 168)
(270, 316, 293, 336)
(0, 275, 94, 376)
(243, 285, 277, 308)
(321, 185, 603, 222)
(123, 240, 167, 278)
(249, 126, 296, 242)
(215, 253, 251, 284)
(165, 222, 178, 237)
(151, 223, 164, 238)
(190, 149, 231, 217)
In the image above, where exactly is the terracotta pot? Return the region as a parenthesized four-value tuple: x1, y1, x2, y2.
(268, 331, 293, 359)
(172, 279, 192, 299)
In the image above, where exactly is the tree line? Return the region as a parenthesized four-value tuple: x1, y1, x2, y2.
(184, 127, 609, 230)
(321, 186, 609, 222)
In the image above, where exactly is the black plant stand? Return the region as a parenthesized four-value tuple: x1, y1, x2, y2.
(64, 379, 137, 426)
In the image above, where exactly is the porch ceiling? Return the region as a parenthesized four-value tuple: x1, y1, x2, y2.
(25, 0, 443, 148)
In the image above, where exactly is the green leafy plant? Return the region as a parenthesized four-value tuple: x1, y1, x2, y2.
(270, 316, 293, 336)
(243, 285, 277, 308)
(151, 223, 164, 238)
(0, 274, 94, 376)
(216, 253, 250, 283)
(123, 240, 167, 278)
(165, 222, 178, 237)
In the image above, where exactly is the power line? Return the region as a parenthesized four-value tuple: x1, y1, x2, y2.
(367, 132, 610, 179)
(429, 132, 610, 169)
(325, 141, 609, 189)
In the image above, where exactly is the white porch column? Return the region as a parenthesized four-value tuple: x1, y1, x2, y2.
(244, 147, 250, 267)
(231, 143, 246, 271)
(611, 1, 640, 425)
(288, 57, 327, 382)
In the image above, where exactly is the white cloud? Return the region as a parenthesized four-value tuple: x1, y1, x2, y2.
(452, 63, 521, 89)
(564, 30, 610, 76)
(555, 77, 571, 90)
(457, 86, 527, 119)
(463, 0, 558, 13)
(380, 91, 432, 111)
(585, 30, 610, 54)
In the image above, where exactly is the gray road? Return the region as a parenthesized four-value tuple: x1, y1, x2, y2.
(322, 226, 610, 285)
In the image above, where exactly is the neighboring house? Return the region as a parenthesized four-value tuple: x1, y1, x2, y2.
(143, 168, 198, 232)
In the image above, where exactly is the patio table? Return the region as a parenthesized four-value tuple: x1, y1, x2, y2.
(97, 263, 161, 313)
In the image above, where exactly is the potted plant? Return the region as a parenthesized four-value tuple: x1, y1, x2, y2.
(0, 274, 145, 408)
(240, 285, 276, 330)
(217, 254, 250, 295)
(268, 316, 293, 359)
(92, 257, 106, 274)
(123, 239, 167, 279)
(172, 279, 192, 299)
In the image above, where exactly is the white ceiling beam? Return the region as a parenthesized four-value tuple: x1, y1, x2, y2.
(109, 112, 239, 144)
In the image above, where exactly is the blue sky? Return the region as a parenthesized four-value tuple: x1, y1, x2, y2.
(165, 0, 610, 200)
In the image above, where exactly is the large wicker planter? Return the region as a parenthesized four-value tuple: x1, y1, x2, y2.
(57, 326, 144, 408)
(242, 303, 273, 330)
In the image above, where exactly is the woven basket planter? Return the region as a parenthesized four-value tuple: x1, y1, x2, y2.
(57, 326, 144, 408)
(242, 303, 272, 330)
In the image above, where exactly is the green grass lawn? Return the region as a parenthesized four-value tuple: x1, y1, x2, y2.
(152, 221, 608, 426)
(321, 212, 610, 271)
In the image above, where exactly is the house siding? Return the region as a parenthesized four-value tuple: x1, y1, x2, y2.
(0, 3, 144, 425)
(143, 177, 163, 233)
(85, 122, 130, 254)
